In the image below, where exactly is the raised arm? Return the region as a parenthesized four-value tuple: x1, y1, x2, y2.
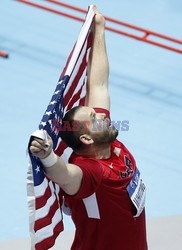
(85, 7, 110, 110)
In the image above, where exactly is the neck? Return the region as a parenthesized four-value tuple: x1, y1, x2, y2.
(75, 144, 111, 159)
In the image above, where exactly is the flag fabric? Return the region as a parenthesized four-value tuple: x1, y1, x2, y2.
(27, 6, 95, 250)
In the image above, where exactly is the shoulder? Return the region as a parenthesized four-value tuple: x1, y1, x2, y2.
(69, 153, 99, 165)
(111, 139, 126, 151)
(112, 139, 136, 165)
(69, 153, 104, 175)
(112, 139, 131, 152)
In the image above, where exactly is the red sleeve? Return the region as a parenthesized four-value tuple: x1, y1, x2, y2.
(69, 158, 103, 199)
(93, 107, 110, 119)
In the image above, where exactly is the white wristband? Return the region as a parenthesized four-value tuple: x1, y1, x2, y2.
(41, 151, 57, 168)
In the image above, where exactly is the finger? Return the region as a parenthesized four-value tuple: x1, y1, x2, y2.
(92, 5, 96, 11)
(45, 132, 51, 140)
(30, 146, 42, 153)
(32, 138, 46, 146)
(97, 112, 106, 116)
(31, 140, 45, 150)
(93, 6, 101, 15)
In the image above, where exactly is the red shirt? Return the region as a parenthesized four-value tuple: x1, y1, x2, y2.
(65, 108, 148, 250)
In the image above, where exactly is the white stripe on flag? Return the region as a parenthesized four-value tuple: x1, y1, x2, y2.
(62, 147, 73, 164)
(63, 39, 88, 98)
(35, 182, 56, 220)
(35, 208, 63, 244)
(65, 6, 94, 76)
(34, 177, 48, 197)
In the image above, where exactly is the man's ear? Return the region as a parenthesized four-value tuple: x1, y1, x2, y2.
(79, 134, 94, 145)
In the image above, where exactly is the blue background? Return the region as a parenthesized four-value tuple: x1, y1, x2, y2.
(0, 0, 182, 240)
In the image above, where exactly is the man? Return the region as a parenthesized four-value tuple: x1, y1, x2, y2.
(30, 6, 148, 250)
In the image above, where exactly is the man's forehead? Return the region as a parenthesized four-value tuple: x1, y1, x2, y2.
(74, 106, 92, 120)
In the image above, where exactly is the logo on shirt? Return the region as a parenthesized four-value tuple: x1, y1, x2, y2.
(119, 155, 134, 179)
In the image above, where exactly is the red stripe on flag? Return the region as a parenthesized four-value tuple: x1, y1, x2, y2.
(64, 47, 87, 107)
(54, 140, 67, 156)
(34, 198, 60, 231)
(79, 96, 86, 106)
(36, 185, 52, 210)
(64, 32, 92, 107)
(67, 82, 85, 110)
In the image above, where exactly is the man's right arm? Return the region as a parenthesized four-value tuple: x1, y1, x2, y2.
(30, 134, 83, 195)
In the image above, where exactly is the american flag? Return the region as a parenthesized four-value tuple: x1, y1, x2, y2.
(27, 6, 94, 250)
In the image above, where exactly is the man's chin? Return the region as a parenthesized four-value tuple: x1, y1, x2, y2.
(109, 128, 118, 143)
(97, 129, 118, 145)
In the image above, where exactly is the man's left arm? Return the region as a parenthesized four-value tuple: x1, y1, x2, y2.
(85, 7, 110, 111)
